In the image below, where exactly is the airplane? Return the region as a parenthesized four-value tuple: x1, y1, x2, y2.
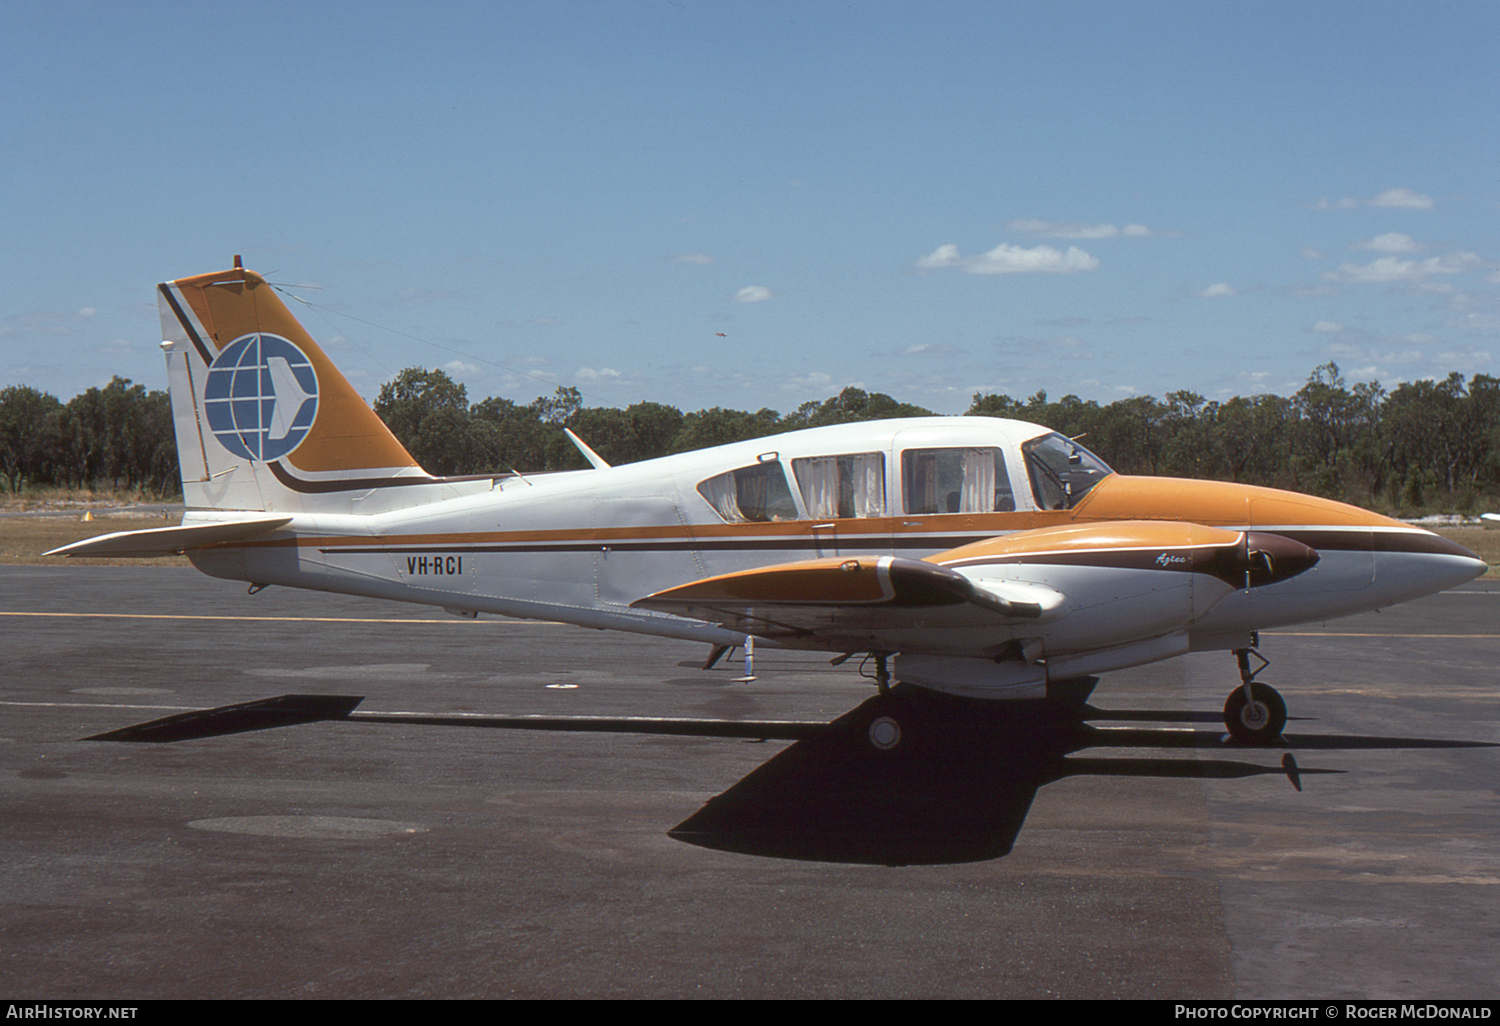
(50, 259, 1488, 751)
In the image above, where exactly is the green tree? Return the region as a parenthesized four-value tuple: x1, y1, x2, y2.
(672, 407, 783, 452)
(780, 387, 933, 430)
(0, 385, 63, 492)
(470, 395, 553, 473)
(374, 367, 475, 476)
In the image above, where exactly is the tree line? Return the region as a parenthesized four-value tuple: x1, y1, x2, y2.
(4, 362, 1499, 514)
(0, 377, 177, 495)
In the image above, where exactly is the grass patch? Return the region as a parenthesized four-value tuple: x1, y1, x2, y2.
(0, 514, 190, 567)
(1431, 527, 1500, 578)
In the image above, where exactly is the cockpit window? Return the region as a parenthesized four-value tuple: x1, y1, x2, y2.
(1021, 433, 1113, 510)
(791, 453, 886, 519)
(697, 461, 800, 523)
(901, 447, 1016, 514)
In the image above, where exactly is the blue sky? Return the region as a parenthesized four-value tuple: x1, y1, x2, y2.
(4, 0, 1497, 417)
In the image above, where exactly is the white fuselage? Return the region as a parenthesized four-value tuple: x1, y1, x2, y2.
(183, 418, 1485, 688)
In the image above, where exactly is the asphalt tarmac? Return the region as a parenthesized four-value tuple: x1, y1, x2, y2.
(2, 565, 1496, 999)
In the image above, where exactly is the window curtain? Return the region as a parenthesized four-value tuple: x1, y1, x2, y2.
(700, 473, 744, 522)
(851, 454, 885, 517)
(960, 449, 996, 513)
(797, 457, 840, 519)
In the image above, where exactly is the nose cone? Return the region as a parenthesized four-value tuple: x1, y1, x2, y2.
(1244, 532, 1320, 587)
(1395, 531, 1489, 590)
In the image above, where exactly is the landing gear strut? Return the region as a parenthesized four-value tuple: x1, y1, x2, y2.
(1224, 643, 1287, 744)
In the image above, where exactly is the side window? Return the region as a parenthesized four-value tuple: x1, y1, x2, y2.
(901, 447, 1016, 514)
(791, 453, 886, 519)
(697, 461, 800, 523)
(1021, 433, 1113, 510)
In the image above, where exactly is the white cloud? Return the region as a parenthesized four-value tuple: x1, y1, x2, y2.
(1434, 348, 1492, 372)
(575, 366, 622, 383)
(1323, 252, 1481, 283)
(916, 242, 1099, 275)
(782, 371, 835, 393)
(1447, 313, 1500, 331)
(1359, 232, 1419, 253)
(901, 342, 963, 357)
(1310, 187, 1434, 211)
(443, 360, 480, 375)
(733, 285, 773, 303)
(1309, 197, 1361, 211)
(1314, 321, 1343, 333)
(1300, 246, 1326, 260)
(1370, 188, 1434, 209)
(1195, 283, 1238, 298)
(1008, 220, 1151, 240)
(672, 253, 714, 265)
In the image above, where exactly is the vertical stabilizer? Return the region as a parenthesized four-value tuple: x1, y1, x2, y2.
(159, 262, 432, 513)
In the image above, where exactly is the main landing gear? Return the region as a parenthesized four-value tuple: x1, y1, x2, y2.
(1224, 643, 1287, 745)
(847, 652, 912, 754)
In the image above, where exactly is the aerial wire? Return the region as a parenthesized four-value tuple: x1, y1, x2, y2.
(271, 284, 626, 411)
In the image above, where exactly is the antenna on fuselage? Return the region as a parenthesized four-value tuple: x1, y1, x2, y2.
(564, 428, 612, 470)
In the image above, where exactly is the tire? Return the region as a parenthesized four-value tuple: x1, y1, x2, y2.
(1223, 682, 1287, 744)
(859, 690, 926, 756)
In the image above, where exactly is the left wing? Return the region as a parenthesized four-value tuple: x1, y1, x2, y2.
(631, 554, 1064, 641)
(631, 521, 1318, 652)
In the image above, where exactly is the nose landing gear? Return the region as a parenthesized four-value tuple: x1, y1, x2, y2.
(1224, 644, 1287, 744)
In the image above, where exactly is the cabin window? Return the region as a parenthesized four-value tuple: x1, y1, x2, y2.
(1021, 433, 1113, 510)
(791, 453, 886, 519)
(697, 462, 800, 523)
(901, 447, 1015, 514)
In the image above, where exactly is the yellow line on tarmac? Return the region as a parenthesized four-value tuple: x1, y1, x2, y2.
(0, 610, 561, 625)
(1266, 631, 1500, 638)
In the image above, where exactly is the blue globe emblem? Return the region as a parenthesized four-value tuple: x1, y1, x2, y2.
(203, 333, 319, 461)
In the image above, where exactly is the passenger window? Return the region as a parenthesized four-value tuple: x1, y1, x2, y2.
(697, 462, 800, 523)
(791, 453, 886, 519)
(901, 447, 1015, 514)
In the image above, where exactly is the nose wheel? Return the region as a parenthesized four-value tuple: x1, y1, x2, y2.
(1224, 645, 1286, 744)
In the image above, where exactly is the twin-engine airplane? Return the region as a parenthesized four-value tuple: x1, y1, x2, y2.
(53, 261, 1487, 747)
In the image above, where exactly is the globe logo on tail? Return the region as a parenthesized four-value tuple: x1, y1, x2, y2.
(203, 333, 319, 461)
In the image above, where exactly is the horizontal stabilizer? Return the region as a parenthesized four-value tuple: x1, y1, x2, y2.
(44, 516, 292, 558)
(84, 693, 830, 743)
(85, 694, 364, 742)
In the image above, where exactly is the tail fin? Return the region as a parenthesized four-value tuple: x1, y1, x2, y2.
(160, 260, 435, 513)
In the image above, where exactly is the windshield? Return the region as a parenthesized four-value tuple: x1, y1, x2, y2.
(1022, 433, 1113, 510)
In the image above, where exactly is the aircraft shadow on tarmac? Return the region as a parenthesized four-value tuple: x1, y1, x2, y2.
(87, 678, 1494, 867)
(667, 679, 1341, 866)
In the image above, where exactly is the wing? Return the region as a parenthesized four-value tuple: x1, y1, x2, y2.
(630, 554, 1064, 643)
(630, 521, 1318, 653)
